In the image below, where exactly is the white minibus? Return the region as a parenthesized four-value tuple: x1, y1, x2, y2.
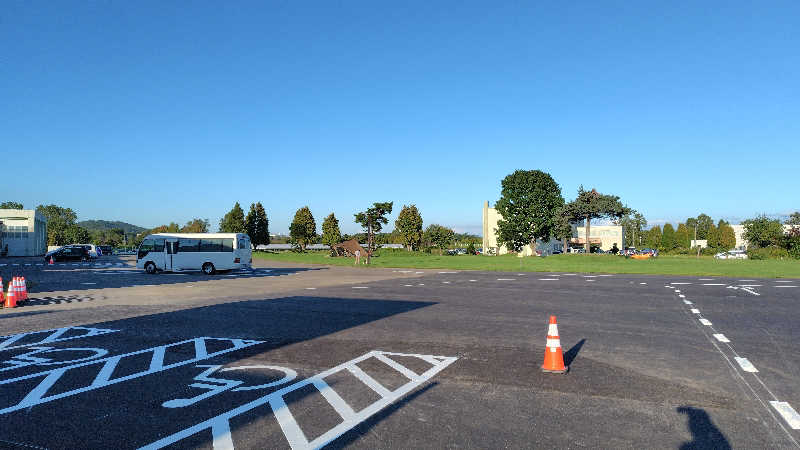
(136, 233, 252, 275)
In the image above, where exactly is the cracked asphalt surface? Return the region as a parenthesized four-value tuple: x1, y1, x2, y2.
(1, 255, 798, 449)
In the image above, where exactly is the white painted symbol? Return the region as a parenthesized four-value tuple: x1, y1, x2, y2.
(735, 357, 758, 373)
(140, 351, 457, 450)
(0, 327, 119, 352)
(741, 287, 761, 296)
(0, 337, 262, 415)
(1, 347, 108, 372)
(713, 334, 730, 343)
(162, 365, 297, 408)
(770, 401, 800, 429)
(699, 318, 712, 326)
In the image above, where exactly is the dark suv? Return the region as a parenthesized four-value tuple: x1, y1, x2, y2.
(44, 246, 91, 262)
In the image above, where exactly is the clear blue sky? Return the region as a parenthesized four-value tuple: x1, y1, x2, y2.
(3, 1, 798, 235)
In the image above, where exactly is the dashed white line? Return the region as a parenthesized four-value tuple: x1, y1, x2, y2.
(598, 274, 613, 277)
(639, 282, 647, 285)
(583, 275, 597, 278)
(468, 280, 477, 282)
(735, 357, 759, 373)
(539, 278, 559, 281)
(683, 300, 693, 305)
(775, 286, 797, 288)
(699, 318, 712, 326)
(679, 294, 686, 298)
(739, 284, 763, 287)
(403, 284, 413, 287)
(775, 280, 794, 283)
(739, 279, 756, 282)
(699, 278, 715, 281)
(352, 287, 369, 289)
(713, 334, 730, 343)
(562, 274, 576, 276)
(81, 282, 97, 285)
(586, 280, 595, 282)
(438, 271, 458, 274)
(702, 283, 726, 286)
(442, 281, 451, 284)
(690, 308, 700, 314)
(671, 282, 692, 285)
(305, 287, 316, 290)
(417, 284, 424, 286)
(496, 278, 515, 281)
(770, 401, 800, 430)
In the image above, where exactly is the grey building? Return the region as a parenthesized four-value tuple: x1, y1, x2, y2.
(0, 209, 48, 256)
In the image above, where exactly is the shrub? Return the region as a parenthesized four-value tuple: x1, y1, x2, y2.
(747, 246, 790, 260)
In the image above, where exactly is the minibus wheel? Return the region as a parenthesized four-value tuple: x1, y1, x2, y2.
(145, 262, 157, 274)
(202, 262, 216, 275)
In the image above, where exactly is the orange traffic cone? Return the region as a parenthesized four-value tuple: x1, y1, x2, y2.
(20, 277, 28, 301)
(542, 315, 568, 373)
(5, 284, 16, 308)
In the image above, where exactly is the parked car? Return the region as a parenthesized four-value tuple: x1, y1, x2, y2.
(71, 244, 99, 258)
(44, 246, 91, 262)
(715, 250, 748, 260)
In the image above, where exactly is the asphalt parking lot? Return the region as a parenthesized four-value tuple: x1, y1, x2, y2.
(1, 256, 799, 449)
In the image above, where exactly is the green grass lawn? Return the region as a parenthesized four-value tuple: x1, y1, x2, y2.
(253, 250, 800, 278)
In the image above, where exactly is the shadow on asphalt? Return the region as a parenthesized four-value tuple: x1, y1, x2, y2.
(0, 295, 439, 448)
(564, 338, 586, 367)
(677, 406, 731, 450)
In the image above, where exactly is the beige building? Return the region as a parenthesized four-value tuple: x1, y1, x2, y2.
(0, 209, 48, 256)
(482, 201, 624, 255)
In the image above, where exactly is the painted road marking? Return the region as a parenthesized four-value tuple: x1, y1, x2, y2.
(438, 271, 458, 274)
(562, 273, 576, 276)
(683, 300, 692, 305)
(739, 279, 756, 282)
(351, 287, 369, 289)
(713, 334, 730, 343)
(699, 318, 712, 326)
(775, 280, 794, 283)
(415, 271, 424, 274)
(770, 402, 800, 430)
(469, 279, 477, 282)
(81, 282, 97, 285)
(0, 327, 119, 352)
(403, 284, 413, 287)
(671, 282, 692, 285)
(690, 308, 700, 314)
(679, 294, 686, 298)
(583, 275, 597, 278)
(442, 281, 451, 284)
(539, 278, 559, 281)
(586, 280, 595, 282)
(639, 282, 647, 285)
(418, 283, 424, 286)
(739, 284, 763, 287)
(305, 287, 316, 290)
(497, 278, 515, 281)
(598, 274, 613, 277)
(0, 337, 263, 415)
(741, 287, 761, 296)
(702, 283, 726, 286)
(675, 290, 681, 293)
(734, 357, 759, 373)
(775, 286, 798, 288)
(699, 278, 714, 281)
(140, 350, 457, 450)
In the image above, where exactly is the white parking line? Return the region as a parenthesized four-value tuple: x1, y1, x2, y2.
(305, 287, 316, 290)
(442, 281, 451, 284)
(690, 309, 700, 314)
(734, 357, 759, 373)
(770, 402, 800, 430)
(539, 278, 559, 281)
(671, 282, 692, 285)
(775, 286, 797, 288)
(739, 279, 756, 282)
(739, 284, 763, 287)
(679, 294, 686, 298)
(713, 334, 730, 343)
(496, 278, 515, 281)
(683, 300, 692, 305)
(639, 282, 647, 285)
(699, 278, 714, 281)
(699, 318, 712, 326)
(468, 280, 477, 282)
(352, 287, 368, 289)
(583, 275, 597, 278)
(403, 285, 413, 287)
(775, 280, 794, 283)
(702, 283, 726, 286)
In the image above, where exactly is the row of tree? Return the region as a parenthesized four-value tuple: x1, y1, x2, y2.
(742, 214, 800, 259)
(642, 219, 736, 254)
(286, 203, 461, 262)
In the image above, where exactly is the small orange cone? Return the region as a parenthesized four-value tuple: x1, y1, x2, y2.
(5, 284, 17, 308)
(19, 277, 28, 301)
(542, 315, 568, 373)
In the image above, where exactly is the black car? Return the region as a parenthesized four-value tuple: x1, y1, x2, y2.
(44, 246, 91, 262)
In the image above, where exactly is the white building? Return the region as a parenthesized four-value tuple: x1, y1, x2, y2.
(482, 201, 624, 255)
(0, 209, 48, 256)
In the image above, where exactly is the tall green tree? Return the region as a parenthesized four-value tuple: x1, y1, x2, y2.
(695, 214, 713, 239)
(563, 187, 628, 252)
(719, 223, 736, 251)
(181, 218, 210, 233)
(219, 202, 247, 233)
(245, 203, 270, 247)
(743, 215, 784, 248)
(394, 204, 424, 251)
(675, 223, 690, 250)
(354, 202, 393, 263)
(707, 223, 720, 249)
(618, 210, 647, 248)
(36, 204, 79, 246)
(645, 225, 662, 249)
(552, 205, 574, 254)
(424, 224, 455, 255)
(495, 170, 564, 253)
(289, 206, 317, 251)
(786, 212, 800, 226)
(661, 223, 676, 251)
(0, 201, 23, 209)
(321, 213, 342, 248)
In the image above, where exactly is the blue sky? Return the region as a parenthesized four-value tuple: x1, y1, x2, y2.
(2, 1, 798, 235)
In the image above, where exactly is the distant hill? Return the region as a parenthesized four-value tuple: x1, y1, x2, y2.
(78, 220, 147, 234)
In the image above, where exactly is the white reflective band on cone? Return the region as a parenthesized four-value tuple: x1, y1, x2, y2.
(548, 324, 559, 336)
(546, 338, 560, 348)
